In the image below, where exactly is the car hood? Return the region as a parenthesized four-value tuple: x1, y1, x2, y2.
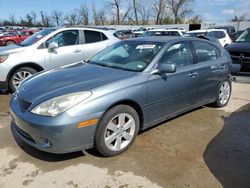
(17, 63, 138, 103)
(226, 42, 250, 53)
(0, 45, 26, 55)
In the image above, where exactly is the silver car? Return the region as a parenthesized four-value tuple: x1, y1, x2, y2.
(0, 27, 119, 92)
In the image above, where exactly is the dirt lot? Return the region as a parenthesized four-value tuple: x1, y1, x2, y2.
(0, 82, 250, 188)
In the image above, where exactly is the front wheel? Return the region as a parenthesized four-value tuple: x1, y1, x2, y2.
(9, 67, 37, 92)
(6, 41, 16, 46)
(213, 80, 231, 107)
(94, 105, 140, 157)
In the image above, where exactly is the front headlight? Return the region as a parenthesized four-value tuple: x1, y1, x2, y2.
(0, 55, 9, 63)
(31, 91, 92, 116)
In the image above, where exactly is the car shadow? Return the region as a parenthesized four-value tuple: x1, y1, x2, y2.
(11, 124, 84, 162)
(204, 103, 250, 188)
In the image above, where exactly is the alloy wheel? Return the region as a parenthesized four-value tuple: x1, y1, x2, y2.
(104, 113, 136, 151)
(219, 81, 231, 105)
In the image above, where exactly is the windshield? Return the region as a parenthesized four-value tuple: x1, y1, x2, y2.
(235, 28, 250, 43)
(20, 28, 56, 46)
(90, 41, 163, 72)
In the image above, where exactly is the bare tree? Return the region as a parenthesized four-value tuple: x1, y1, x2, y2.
(25, 14, 33, 26)
(30, 11, 37, 25)
(92, 4, 100, 25)
(51, 10, 64, 26)
(107, 0, 122, 25)
(132, 0, 139, 25)
(79, 4, 89, 25)
(9, 14, 16, 25)
(187, 15, 201, 24)
(98, 9, 106, 25)
(231, 14, 246, 22)
(153, 0, 167, 24)
(65, 9, 78, 26)
(138, 0, 152, 25)
(40, 11, 51, 27)
(167, 0, 193, 24)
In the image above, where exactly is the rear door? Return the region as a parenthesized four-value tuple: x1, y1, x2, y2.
(82, 30, 111, 60)
(147, 41, 199, 125)
(191, 40, 229, 105)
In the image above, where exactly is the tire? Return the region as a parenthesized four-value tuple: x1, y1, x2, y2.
(9, 67, 37, 92)
(6, 41, 16, 46)
(213, 80, 231, 107)
(94, 105, 140, 157)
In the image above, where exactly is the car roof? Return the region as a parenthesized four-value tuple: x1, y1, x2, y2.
(147, 29, 182, 32)
(186, 29, 227, 33)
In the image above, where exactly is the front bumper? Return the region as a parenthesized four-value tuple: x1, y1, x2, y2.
(10, 96, 101, 154)
(231, 55, 250, 68)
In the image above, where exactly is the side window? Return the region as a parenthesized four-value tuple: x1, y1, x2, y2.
(84, 30, 107, 43)
(192, 41, 221, 63)
(20, 31, 27, 36)
(158, 42, 192, 68)
(46, 30, 79, 47)
(29, 31, 34, 36)
(214, 31, 225, 39)
(220, 31, 226, 38)
(171, 31, 180, 36)
(206, 31, 215, 37)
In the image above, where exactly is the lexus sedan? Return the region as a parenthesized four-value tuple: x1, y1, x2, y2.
(10, 37, 233, 157)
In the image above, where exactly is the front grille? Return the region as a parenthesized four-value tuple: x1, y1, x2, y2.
(14, 124, 35, 144)
(230, 51, 250, 57)
(17, 97, 32, 111)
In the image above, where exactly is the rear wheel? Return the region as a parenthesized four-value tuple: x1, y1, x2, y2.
(213, 80, 231, 107)
(6, 41, 16, 46)
(9, 67, 37, 92)
(94, 105, 140, 157)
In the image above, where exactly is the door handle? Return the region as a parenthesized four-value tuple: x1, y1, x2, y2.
(188, 72, 198, 78)
(74, 49, 82, 53)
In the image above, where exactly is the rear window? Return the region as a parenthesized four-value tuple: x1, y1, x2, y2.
(192, 41, 221, 63)
(84, 30, 107, 43)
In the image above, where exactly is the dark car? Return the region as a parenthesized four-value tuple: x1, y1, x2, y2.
(10, 37, 233, 157)
(114, 30, 134, 40)
(225, 28, 250, 71)
(142, 29, 183, 37)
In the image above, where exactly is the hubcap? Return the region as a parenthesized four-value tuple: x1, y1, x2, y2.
(104, 113, 136, 151)
(219, 81, 230, 105)
(12, 71, 32, 89)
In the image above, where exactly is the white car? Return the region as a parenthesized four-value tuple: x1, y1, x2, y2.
(142, 29, 183, 37)
(0, 27, 120, 92)
(184, 29, 232, 47)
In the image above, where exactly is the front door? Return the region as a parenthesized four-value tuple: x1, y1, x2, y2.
(147, 41, 199, 126)
(43, 30, 84, 69)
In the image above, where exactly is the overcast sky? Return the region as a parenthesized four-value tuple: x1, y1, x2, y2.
(0, 0, 249, 22)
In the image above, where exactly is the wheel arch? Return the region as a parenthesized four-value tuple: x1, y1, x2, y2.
(102, 100, 144, 130)
(7, 62, 44, 88)
(5, 40, 16, 45)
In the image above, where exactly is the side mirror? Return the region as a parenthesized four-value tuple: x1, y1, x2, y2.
(48, 42, 58, 51)
(231, 64, 241, 74)
(18, 34, 21, 38)
(151, 64, 177, 75)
